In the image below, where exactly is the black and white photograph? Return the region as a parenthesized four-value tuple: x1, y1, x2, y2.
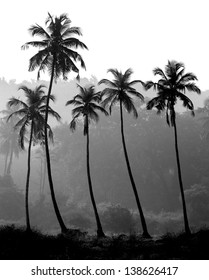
(0, 0, 209, 278)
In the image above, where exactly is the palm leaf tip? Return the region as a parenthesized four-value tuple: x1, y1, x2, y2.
(21, 43, 29, 50)
(69, 119, 76, 132)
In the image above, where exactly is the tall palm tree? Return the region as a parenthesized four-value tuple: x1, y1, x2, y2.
(144, 60, 201, 235)
(66, 84, 108, 238)
(98, 68, 151, 238)
(22, 13, 87, 233)
(7, 84, 60, 232)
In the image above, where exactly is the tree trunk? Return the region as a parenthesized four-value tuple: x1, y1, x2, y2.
(119, 100, 151, 238)
(173, 119, 191, 235)
(39, 156, 47, 205)
(25, 121, 33, 232)
(86, 119, 105, 238)
(4, 152, 9, 176)
(39, 158, 43, 196)
(42, 157, 47, 194)
(6, 145, 14, 175)
(44, 56, 67, 233)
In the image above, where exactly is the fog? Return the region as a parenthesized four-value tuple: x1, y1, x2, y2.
(0, 78, 209, 236)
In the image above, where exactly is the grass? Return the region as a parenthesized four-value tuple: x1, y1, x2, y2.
(0, 225, 209, 259)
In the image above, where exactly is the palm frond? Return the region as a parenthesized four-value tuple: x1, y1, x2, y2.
(144, 81, 158, 91)
(184, 83, 201, 94)
(128, 79, 145, 87)
(122, 94, 138, 118)
(63, 37, 88, 50)
(127, 89, 144, 101)
(7, 98, 28, 109)
(89, 103, 109, 116)
(123, 68, 133, 82)
(176, 91, 194, 111)
(69, 117, 77, 132)
(21, 40, 48, 50)
(47, 107, 61, 121)
(28, 49, 50, 72)
(13, 116, 28, 130)
(6, 108, 28, 122)
(101, 89, 119, 108)
(66, 99, 83, 106)
(18, 120, 29, 150)
(28, 24, 50, 39)
(153, 67, 167, 80)
(177, 72, 197, 85)
(71, 106, 84, 116)
(88, 108, 99, 123)
(98, 78, 117, 88)
(146, 96, 166, 111)
(62, 26, 82, 38)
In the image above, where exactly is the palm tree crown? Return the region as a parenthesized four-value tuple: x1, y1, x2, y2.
(66, 84, 108, 237)
(144, 60, 201, 236)
(7, 85, 60, 149)
(66, 84, 108, 134)
(145, 60, 201, 125)
(21, 13, 87, 233)
(7, 84, 60, 232)
(98, 68, 144, 115)
(22, 13, 88, 80)
(98, 68, 151, 238)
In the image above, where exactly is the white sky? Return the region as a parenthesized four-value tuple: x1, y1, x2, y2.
(1, 0, 209, 90)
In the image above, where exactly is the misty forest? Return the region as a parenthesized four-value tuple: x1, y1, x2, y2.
(1, 12, 209, 260)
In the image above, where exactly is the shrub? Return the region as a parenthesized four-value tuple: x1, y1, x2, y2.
(99, 203, 134, 233)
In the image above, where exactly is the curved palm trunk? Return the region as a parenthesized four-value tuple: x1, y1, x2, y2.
(44, 56, 67, 233)
(25, 121, 33, 232)
(86, 120, 105, 238)
(119, 101, 151, 238)
(173, 119, 191, 235)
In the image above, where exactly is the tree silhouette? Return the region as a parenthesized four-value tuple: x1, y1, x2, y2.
(0, 105, 22, 175)
(35, 145, 47, 200)
(196, 98, 209, 140)
(22, 13, 87, 233)
(144, 60, 201, 235)
(98, 68, 151, 238)
(7, 84, 60, 232)
(66, 84, 108, 238)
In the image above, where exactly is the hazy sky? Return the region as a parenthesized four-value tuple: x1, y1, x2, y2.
(2, 0, 209, 90)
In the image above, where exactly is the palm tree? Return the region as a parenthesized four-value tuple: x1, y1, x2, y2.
(0, 123, 11, 175)
(22, 13, 87, 233)
(98, 68, 151, 238)
(7, 84, 60, 232)
(196, 98, 209, 140)
(35, 131, 54, 201)
(0, 105, 22, 175)
(144, 60, 201, 236)
(35, 144, 47, 200)
(66, 84, 108, 238)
